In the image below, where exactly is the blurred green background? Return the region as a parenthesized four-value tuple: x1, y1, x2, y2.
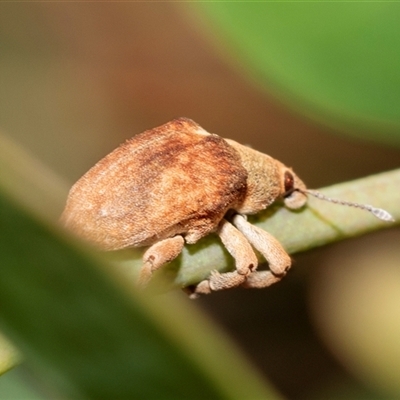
(0, 3, 399, 399)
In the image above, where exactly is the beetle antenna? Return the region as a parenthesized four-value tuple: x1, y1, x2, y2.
(303, 189, 395, 222)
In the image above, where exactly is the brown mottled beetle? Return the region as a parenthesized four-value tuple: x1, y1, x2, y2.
(61, 118, 393, 297)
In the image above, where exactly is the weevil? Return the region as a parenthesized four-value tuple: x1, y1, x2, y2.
(61, 118, 394, 297)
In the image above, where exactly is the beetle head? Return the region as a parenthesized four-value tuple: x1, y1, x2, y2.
(281, 169, 308, 210)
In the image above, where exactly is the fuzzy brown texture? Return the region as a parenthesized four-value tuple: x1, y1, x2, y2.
(61, 118, 250, 250)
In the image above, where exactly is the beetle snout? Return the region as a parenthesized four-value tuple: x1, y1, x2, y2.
(284, 190, 307, 210)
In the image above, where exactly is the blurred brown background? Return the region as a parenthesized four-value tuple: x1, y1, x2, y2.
(1, 3, 399, 398)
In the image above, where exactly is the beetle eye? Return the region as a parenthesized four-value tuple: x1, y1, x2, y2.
(283, 171, 295, 197)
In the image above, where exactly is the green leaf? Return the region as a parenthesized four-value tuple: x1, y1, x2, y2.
(0, 367, 48, 400)
(0, 334, 20, 377)
(193, 3, 400, 145)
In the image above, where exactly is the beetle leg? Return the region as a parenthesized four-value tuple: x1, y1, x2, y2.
(138, 235, 185, 286)
(231, 214, 291, 276)
(190, 219, 258, 298)
(217, 218, 259, 276)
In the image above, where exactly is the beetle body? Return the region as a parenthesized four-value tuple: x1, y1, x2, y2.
(61, 118, 309, 296)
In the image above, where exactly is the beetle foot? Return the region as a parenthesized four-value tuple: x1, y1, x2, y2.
(242, 270, 283, 289)
(188, 280, 211, 299)
(189, 270, 248, 298)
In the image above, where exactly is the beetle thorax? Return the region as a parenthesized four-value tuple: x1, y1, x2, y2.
(225, 139, 282, 215)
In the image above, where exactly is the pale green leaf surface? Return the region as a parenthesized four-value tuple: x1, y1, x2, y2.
(0, 367, 48, 400)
